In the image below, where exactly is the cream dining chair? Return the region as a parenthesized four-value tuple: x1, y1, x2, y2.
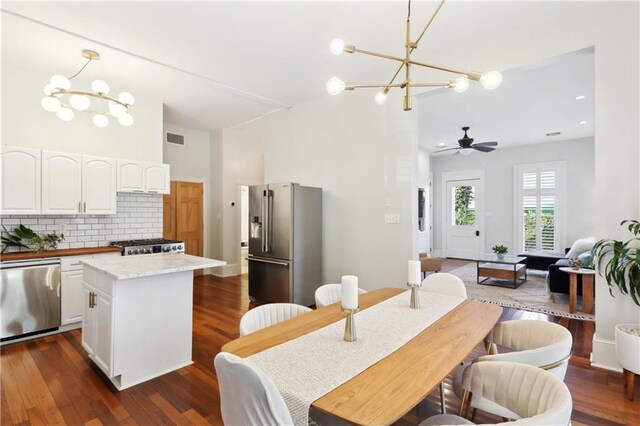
(420, 361, 573, 426)
(420, 272, 468, 414)
(452, 320, 573, 420)
(314, 284, 368, 308)
(214, 352, 294, 425)
(239, 303, 312, 336)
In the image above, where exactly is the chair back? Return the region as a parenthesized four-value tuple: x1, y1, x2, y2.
(421, 273, 468, 298)
(314, 284, 368, 308)
(482, 320, 573, 379)
(214, 352, 293, 425)
(460, 361, 572, 425)
(239, 303, 312, 336)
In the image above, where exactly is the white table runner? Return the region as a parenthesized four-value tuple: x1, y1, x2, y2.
(247, 290, 465, 426)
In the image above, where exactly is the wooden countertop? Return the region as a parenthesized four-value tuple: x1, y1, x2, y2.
(0, 246, 123, 261)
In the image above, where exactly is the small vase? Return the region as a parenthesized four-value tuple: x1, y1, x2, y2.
(496, 253, 505, 260)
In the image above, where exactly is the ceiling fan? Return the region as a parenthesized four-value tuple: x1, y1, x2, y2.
(435, 127, 498, 155)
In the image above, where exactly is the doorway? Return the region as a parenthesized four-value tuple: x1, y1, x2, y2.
(442, 170, 484, 259)
(163, 180, 204, 275)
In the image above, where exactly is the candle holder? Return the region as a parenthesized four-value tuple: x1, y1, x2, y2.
(342, 307, 359, 342)
(407, 283, 422, 309)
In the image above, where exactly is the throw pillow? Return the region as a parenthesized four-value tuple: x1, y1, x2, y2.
(566, 237, 595, 258)
(577, 251, 594, 268)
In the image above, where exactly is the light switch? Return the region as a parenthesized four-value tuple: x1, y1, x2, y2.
(384, 214, 400, 224)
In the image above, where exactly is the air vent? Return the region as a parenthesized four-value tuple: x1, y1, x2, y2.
(546, 131, 562, 137)
(166, 132, 185, 145)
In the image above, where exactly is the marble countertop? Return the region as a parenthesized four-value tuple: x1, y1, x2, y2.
(81, 253, 226, 280)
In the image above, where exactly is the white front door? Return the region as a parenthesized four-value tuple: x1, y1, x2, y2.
(444, 173, 484, 259)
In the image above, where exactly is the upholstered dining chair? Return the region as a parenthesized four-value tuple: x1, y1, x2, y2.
(420, 361, 573, 425)
(452, 320, 573, 420)
(422, 273, 468, 299)
(314, 284, 368, 308)
(421, 272, 468, 414)
(214, 352, 294, 425)
(239, 303, 312, 336)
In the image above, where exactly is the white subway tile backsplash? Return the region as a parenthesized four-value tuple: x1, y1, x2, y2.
(1, 193, 162, 251)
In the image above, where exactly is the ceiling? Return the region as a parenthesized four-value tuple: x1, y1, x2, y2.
(2, 1, 596, 131)
(418, 48, 595, 152)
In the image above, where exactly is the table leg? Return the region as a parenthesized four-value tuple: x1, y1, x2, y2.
(582, 274, 595, 314)
(624, 369, 635, 401)
(569, 273, 577, 313)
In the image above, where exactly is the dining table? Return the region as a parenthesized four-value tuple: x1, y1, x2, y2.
(221, 288, 503, 425)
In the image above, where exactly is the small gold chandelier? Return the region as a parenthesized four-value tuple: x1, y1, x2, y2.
(326, 0, 502, 111)
(41, 50, 135, 127)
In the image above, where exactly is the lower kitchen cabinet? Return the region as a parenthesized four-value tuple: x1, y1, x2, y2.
(61, 270, 83, 325)
(81, 283, 113, 376)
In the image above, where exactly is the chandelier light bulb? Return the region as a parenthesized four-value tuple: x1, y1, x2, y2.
(330, 39, 346, 55)
(93, 114, 109, 128)
(459, 148, 473, 156)
(480, 71, 503, 90)
(56, 107, 75, 121)
(118, 113, 134, 127)
(326, 77, 345, 95)
(118, 92, 135, 105)
(69, 94, 91, 111)
(453, 77, 470, 93)
(50, 74, 70, 90)
(41, 96, 61, 112)
(44, 84, 54, 96)
(109, 100, 127, 118)
(91, 79, 110, 94)
(374, 91, 388, 105)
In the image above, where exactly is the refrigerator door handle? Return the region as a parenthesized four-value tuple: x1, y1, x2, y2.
(248, 257, 289, 267)
(261, 190, 267, 252)
(266, 189, 273, 252)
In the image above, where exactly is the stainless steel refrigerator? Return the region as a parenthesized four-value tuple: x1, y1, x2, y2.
(248, 183, 322, 306)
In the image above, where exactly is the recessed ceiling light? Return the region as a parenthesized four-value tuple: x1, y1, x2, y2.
(579, 121, 587, 125)
(575, 95, 585, 100)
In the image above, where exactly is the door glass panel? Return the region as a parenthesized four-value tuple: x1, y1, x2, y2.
(523, 195, 537, 251)
(540, 195, 556, 251)
(452, 185, 475, 226)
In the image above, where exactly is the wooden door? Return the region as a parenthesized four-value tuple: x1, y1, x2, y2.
(163, 181, 177, 240)
(176, 182, 204, 275)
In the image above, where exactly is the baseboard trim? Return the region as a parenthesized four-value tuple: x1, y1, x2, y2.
(591, 335, 622, 372)
(208, 264, 241, 277)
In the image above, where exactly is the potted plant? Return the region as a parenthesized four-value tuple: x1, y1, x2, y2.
(1, 225, 65, 253)
(492, 244, 508, 260)
(593, 219, 640, 400)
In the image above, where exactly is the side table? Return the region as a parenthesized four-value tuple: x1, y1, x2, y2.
(559, 267, 596, 314)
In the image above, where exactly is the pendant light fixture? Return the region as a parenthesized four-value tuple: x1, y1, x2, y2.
(41, 50, 135, 127)
(326, 0, 502, 111)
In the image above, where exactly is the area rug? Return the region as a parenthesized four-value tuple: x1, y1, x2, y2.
(447, 263, 595, 321)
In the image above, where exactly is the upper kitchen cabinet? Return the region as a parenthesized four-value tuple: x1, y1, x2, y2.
(83, 155, 117, 214)
(42, 150, 82, 214)
(117, 159, 170, 194)
(0, 146, 41, 214)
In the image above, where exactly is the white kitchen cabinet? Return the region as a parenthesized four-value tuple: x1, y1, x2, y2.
(83, 155, 117, 214)
(117, 159, 170, 194)
(82, 282, 114, 377)
(0, 146, 41, 214)
(42, 150, 82, 214)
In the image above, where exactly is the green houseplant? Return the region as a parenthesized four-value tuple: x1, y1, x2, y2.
(1, 225, 65, 253)
(492, 244, 508, 260)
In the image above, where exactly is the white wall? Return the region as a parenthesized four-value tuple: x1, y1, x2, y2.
(417, 147, 431, 254)
(1, 65, 163, 162)
(430, 137, 595, 255)
(223, 90, 417, 290)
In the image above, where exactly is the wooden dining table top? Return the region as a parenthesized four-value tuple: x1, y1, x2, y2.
(221, 288, 503, 425)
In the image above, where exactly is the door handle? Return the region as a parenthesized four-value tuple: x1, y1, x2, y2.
(475, 230, 480, 236)
(248, 257, 289, 267)
(261, 190, 267, 252)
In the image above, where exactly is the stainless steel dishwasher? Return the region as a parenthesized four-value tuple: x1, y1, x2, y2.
(0, 258, 61, 340)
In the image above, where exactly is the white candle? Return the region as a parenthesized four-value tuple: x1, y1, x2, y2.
(408, 260, 421, 285)
(341, 275, 359, 310)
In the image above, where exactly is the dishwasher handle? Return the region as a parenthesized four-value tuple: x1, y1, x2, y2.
(1, 259, 61, 269)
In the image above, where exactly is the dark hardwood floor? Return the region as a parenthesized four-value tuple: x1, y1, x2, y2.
(2, 261, 639, 425)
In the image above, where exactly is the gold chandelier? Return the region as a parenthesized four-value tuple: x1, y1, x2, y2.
(326, 0, 502, 111)
(41, 50, 135, 127)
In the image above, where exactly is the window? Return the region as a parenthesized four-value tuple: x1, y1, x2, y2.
(452, 185, 475, 226)
(514, 163, 564, 253)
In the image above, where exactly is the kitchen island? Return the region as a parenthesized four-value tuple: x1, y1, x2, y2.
(80, 253, 225, 390)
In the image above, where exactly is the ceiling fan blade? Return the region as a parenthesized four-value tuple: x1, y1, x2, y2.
(434, 147, 460, 153)
(472, 141, 498, 147)
(472, 145, 496, 153)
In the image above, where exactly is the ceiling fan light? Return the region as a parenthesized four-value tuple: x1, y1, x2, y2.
(50, 74, 70, 90)
(330, 39, 346, 55)
(459, 148, 473, 156)
(56, 107, 75, 121)
(69, 94, 91, 111)
(93, 114, 109, 128)
(453, 77, 470, 93)
(480, 71, 502, 90)
(91, 79, 110, 95)
(374, 91, 388, 105)
(41, 96, 61, 112)
(326, 77, 345, 95)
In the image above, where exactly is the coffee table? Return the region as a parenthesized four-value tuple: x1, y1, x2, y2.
(476, 255, 527, 289)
